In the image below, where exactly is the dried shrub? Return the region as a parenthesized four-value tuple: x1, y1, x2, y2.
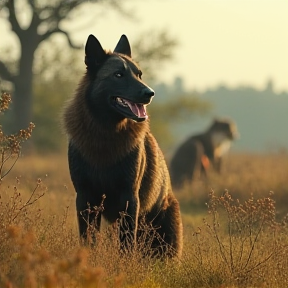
(189, 190, 288, 287)
(0, 92, 35, 181)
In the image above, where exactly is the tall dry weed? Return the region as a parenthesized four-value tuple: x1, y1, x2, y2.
(186, 190, 288, 287)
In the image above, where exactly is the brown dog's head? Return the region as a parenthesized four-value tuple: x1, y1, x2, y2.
(84, 34, 154, 123)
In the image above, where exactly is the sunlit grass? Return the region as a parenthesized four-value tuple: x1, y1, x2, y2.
(1, 92, 288, 287)
(175, 152, 288, 217)
(1, 151, 287, 287)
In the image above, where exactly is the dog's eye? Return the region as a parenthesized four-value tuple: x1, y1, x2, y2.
(114, 72, 123, 78)
(138, 70, 142, 79)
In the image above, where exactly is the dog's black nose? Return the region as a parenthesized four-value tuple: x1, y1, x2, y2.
(143, 87, 155, 98)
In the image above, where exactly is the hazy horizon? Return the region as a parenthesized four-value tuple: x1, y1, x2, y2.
(0, 0, 287, 93)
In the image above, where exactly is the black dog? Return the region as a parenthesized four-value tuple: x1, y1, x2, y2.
(63, 34, 183, 258)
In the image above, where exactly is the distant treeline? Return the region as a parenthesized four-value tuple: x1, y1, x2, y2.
(154, 78, 288, 153)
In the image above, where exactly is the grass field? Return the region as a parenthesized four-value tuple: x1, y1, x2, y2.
(1, 151, 288, 287)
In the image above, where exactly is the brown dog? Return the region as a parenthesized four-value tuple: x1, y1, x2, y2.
(170, 118, 239, 188)
(63, 34, 183, 258)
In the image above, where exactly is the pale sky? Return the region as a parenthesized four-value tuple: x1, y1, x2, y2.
(1, 0, 287, 92)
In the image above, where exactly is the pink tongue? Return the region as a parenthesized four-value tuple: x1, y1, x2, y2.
(126, 101, 147, 118)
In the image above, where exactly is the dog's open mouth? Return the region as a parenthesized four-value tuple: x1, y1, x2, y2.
(113, 97, 148, 121)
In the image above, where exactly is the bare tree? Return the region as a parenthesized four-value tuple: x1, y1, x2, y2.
(0, 0, 124, 132)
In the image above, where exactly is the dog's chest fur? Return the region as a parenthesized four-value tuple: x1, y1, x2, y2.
(211, 132, 232, 158)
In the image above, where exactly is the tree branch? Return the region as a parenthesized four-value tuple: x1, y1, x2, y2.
(58, 29, 83, 49)
(0, 61, 14, 82)
(38, 0, 87, 24)
(40, 28, 82, 49)
(27, 0, 36, 11)
(36, 1, 95, 47)
(28, 9, 41, 32)
(6, 0, 22, 35)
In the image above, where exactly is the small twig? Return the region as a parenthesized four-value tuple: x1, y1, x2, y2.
(238, 237, 247, 265)
(210, 207, 230, 272)
(0, 150, 4, 177)
(61, 206, 70, 229)
(227, 212, 235, 274)
(0, 152, 20, 181)
(243, 219, 264, 270)
(244, 246, 280, 275)
(11, 180, 45, 222)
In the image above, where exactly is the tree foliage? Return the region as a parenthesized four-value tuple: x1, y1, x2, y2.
(132, 30, 178, 82)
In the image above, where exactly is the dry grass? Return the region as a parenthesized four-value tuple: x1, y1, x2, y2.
(1, 93, 288, 287)
(1, 152, 288, 287)
(176, 152, 288, 217)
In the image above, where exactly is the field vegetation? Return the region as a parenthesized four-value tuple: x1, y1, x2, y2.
(1, 92, 288, 287)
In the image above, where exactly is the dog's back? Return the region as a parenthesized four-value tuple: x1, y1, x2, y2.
(170, 118, 239, 188)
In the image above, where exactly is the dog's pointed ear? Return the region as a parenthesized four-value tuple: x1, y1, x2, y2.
(113, 35, 131, 57)
(85, 34, 107, 68)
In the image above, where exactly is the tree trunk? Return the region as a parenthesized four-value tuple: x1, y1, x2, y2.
(12, 51, 34, 132)
(11, 30, 38, 133)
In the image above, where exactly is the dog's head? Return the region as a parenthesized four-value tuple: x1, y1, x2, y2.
(209, 118, 239, 141)
(84, 34, 154, 123)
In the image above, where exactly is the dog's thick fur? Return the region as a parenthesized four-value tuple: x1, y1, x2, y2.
(170, 118, 239, 188)
(63, 34, 183, 258)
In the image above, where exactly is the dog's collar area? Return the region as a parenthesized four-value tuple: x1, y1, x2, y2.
(113, 96, 148, 121)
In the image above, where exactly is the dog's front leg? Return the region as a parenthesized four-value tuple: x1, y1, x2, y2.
(118, 194, 140, 252)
